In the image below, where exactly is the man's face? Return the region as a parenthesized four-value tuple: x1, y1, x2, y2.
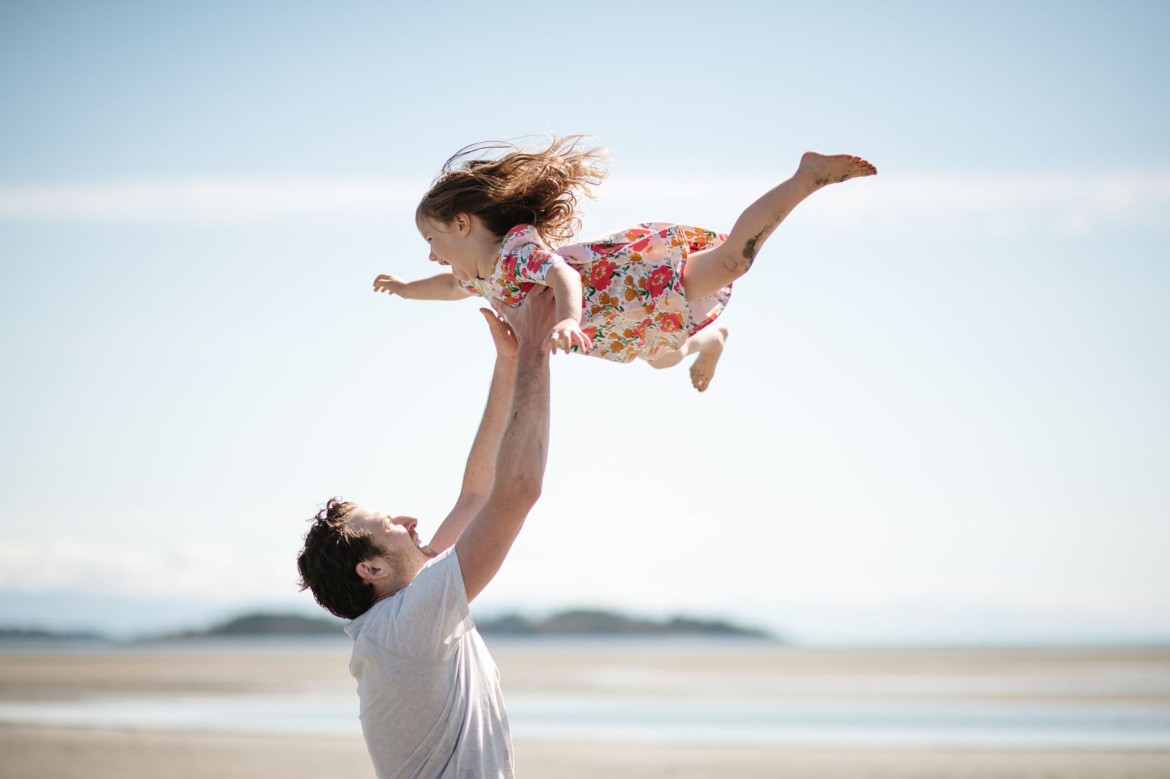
(347, 506, 436, 580)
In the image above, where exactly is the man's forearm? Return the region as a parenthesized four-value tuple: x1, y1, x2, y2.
(428, 354, 517, 552)
(459, 357, 517, 497)
(488, 347, 551, 504)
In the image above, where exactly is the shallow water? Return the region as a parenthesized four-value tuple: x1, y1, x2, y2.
(1, 691, 1168, 748)
(2, 638, 1168, 748)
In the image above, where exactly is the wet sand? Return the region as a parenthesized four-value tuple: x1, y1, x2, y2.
(1, 643, 1168, 778)
(4, 725, 1170, 779)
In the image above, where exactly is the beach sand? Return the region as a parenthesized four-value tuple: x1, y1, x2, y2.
(4, 725, 1170, 779)
(2, 644, 1168, 778)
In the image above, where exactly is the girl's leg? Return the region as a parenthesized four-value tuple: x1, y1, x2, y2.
(683, 152, 876, 302)
(647, 325, 730, 392)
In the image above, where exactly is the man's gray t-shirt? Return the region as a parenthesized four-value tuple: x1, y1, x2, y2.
(344, 550, 513, 779)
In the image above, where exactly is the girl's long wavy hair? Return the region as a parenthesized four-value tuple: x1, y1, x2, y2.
(416, 135, 608, 247)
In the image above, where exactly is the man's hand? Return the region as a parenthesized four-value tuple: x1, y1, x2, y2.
(500, 288, 558, 350)
(478, 307, 518, 362)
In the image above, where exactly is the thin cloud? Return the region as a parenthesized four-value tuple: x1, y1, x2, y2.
(0, 177, 421, 223)
(606, 171, 1170, 235)
(1, 172, 1168, 234)
(0, 537, 296, 600)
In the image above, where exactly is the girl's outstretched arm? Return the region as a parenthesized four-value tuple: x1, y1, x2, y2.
(372, 272, 474, 301)
(543, 262, 592, 353)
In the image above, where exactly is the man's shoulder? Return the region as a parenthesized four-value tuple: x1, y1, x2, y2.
(346, 545, 475, 659)
(346, 549, 467, 643)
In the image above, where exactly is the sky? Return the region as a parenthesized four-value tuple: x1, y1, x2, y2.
(1, 0, 1168, 645)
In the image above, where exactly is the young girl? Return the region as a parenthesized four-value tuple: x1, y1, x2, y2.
(375, 136, 876, 391)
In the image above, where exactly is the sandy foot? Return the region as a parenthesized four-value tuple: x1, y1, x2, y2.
(690, 325, 729, 392)
(798, 151, 877, 188)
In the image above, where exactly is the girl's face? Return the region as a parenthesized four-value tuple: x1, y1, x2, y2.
(418, 215, 477, 281)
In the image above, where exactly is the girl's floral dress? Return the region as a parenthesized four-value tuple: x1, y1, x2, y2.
(459, 223, 733, 363)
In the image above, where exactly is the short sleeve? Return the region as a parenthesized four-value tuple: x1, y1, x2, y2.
(498, 236, 562, 287)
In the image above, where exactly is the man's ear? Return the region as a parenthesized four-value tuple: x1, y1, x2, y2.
(356, 558, 390, 583)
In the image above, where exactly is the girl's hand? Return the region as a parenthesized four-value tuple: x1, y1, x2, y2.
(545, 318, 593, 354)
(373, 274, 405, 295)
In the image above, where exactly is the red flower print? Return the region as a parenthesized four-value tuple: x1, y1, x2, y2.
(590, 258, 616, 290)
(659, 313, 683, 333)
(526, 250, 548, 275)
(499, 251, 519, 280)
(646, 266, 672, 297)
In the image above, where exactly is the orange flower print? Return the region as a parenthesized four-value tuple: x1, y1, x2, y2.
(659, 313, 683, 333)
(647, 266, 672, 297)
(624, 287, 638, 302)
(622, 318, 648, 342)
(590, 258, 616, 290)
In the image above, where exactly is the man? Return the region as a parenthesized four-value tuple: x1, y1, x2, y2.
(296, 289, 555, 778)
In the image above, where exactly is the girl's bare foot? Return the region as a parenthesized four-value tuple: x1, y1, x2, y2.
(796, 152, 877, 190)
(690, 325, 729, 392)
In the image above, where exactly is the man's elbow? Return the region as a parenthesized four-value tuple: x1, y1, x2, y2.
(499, 476, 542, 512)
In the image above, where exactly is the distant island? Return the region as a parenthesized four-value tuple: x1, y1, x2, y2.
(164, 609, 775, 641)
(0, 627, 105, 642)
(161, 613, 347, 639)
(1, 609, 777, 642)
(477, 609, 775, 639)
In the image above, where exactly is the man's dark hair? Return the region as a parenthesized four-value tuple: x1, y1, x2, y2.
(297, 497, 382, 620)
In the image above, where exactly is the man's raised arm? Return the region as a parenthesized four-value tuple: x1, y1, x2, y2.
(455, 289, 556, 602)
(426, 306, 520, 555)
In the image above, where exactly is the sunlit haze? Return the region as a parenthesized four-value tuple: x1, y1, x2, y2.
(1, 1, 1168, 645)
